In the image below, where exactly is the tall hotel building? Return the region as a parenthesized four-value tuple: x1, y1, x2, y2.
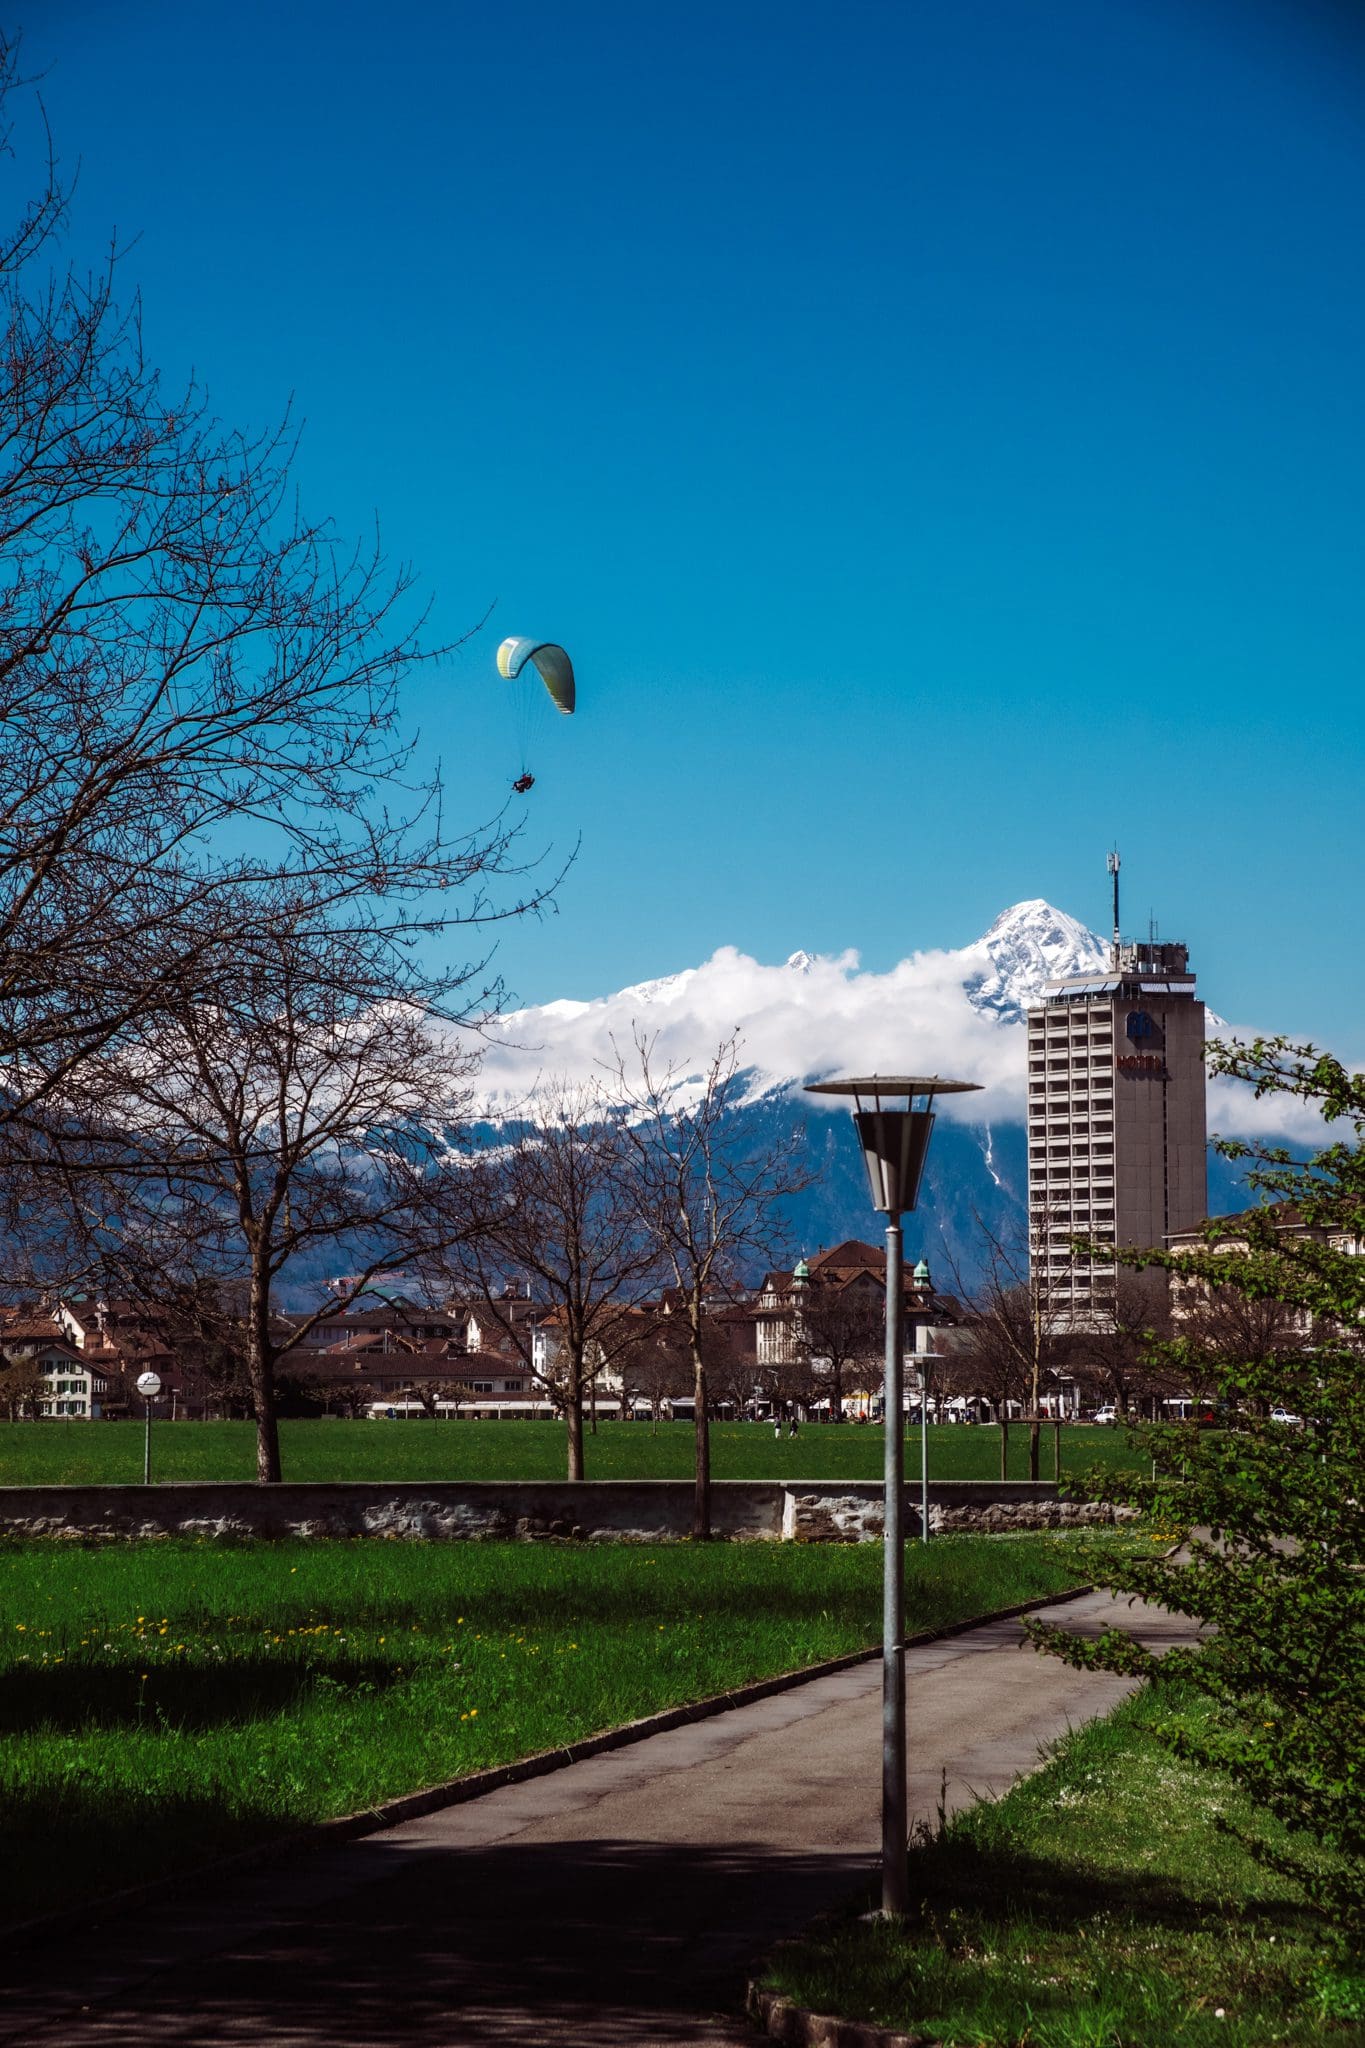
(1026, 924, 1207, 1325)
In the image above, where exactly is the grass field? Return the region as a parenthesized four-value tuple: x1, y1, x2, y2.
(0, 1417, 1148, 1486)
(0, 1531, 1120, 1923)
(763, 1681, 1365, 2047)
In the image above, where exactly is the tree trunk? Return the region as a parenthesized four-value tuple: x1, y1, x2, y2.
(245, 1264, 282, 1483)
(1029, 1311, 1043, 1483)
(999, 1415, 1009, 1481)
(249, 1353, 282, 1484)
(831, 1360, 843, 1422)
(692, 1347, 711, 1540)
(565, 1377, 585, 1480)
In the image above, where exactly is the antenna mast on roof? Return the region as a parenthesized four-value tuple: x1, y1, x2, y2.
(1106, 848, 1121, 963)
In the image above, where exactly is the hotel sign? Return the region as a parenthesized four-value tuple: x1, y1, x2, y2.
(1117, 1052, 1168, 1078)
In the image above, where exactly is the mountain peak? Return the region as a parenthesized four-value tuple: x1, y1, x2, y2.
(963, 899, 1108, 1023)
(478, 898, 1113, 1111)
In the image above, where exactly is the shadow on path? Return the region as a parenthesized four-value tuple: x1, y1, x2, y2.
(4, 1835, 867, 2046)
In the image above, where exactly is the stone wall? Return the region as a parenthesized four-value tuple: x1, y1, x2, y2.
(780, 1483, 1131, 1543)
(0, 1479, 1130, 1544)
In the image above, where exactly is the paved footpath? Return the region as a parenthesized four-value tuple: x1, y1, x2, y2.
(1, 1589, 1196, 2048)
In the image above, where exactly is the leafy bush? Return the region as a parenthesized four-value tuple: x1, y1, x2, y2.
(1032, 1038, 1365, 1936)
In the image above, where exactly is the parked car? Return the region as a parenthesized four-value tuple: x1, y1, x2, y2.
(1270, 1407, 1304, 1427)
(1092, 1406, 1118, 1425)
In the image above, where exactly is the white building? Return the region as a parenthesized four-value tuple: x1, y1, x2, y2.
(4, 1320, 112, 1419)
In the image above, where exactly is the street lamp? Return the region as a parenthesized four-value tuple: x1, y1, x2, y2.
(805, 1073, 980, 1916)
(912, 1258, 934, 1546)
(135, 1371, 162, 1485)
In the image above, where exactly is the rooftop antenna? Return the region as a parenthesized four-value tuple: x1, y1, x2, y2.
(1106, 848, 1121, 962)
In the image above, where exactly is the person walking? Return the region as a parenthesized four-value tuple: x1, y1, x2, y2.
(788, 1415, 799, 1439)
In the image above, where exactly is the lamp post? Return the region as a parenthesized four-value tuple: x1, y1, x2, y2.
(805, 1074, 980, 1916)
(913, 1258, 934, 1545)
(135, 1371, 161, 1485)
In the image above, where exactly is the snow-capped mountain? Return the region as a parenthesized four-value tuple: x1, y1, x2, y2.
(464, 901, 1108, 1280)
(465, 899, 1282, 1285)
(476, 900, 1108, 1119)
(961, 899, 1110, 1023)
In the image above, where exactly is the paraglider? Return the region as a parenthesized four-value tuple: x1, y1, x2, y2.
(497, 637, 575, 793)
(496, 637, 576, 713)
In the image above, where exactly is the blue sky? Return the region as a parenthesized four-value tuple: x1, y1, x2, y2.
(29, 1, 1365, 1046)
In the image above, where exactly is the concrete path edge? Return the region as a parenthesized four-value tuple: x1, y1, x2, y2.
(1, 1580, 1093, 1956)
(747, 1982, 936, 2048)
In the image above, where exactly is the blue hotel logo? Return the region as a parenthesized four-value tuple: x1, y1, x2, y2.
(1126, 1010, 1156, 1044)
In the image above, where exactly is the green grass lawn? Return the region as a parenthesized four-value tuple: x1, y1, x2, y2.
(0, 1417, 1147, 1486)
(763, 1682, 1365, 2047)
(0, 1531, 1116, 1923)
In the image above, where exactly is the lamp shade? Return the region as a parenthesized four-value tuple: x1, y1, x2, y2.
(853, 1107, 934, 1215)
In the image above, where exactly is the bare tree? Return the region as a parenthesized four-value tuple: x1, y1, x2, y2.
(303, 1372, 373, 1421)
(611, 1033, 812, 1538)
(0, 1349, 43, 1420)
(1172, 1281, 1320, 1417)
(700, 1312, 768, 1419)
(791, 1272, 885, 1422)
(156, 1279, 256, 1419)
(0, 47, 541, 1149)
(1074, 1272, 1175, 1420)
(450, 1080, 661, 1477)
(406, 1377, 451, 1420)
(939, 1295, 1029, 1476)
(616, 1314, 692, 1428)
(942, 1209, 1069, 1479)
(43, 904, 477, 1481)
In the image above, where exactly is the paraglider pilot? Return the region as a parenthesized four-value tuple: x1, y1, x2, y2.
(497, 638, 575, 798)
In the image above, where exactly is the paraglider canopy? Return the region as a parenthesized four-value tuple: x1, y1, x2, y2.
(496, 637, 576, 715)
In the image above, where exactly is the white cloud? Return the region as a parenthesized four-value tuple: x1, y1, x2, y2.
(470, 941, 1020, 1121)
(462, 914, 1359, 1151)
(1204, 1022, 1361, 1149)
